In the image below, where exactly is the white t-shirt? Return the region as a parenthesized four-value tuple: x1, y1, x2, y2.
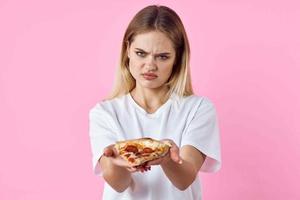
(89, 93, 221, 200)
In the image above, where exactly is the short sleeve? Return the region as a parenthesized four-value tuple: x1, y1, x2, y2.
(89, 103, 117, 176)
(181, 97, 222, 173)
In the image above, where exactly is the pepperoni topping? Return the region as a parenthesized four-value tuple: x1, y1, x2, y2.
(141, 147, 154, 154)
(141, 154, 151, 158)
(128, 157, 135, 163)
(135, 152, 141, 156)
(125, 145, 138, 153)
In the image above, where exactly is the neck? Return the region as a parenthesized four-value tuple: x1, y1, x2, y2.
(130, 85, 170, 113)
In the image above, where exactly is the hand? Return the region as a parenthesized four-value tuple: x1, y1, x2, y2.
(102, 145, 151, 173)
(145, 139, 183, 167)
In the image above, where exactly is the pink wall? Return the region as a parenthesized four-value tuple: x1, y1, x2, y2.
(1, 0, 299, 199)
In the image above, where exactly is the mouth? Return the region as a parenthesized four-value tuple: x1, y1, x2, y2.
(142, 73, 158, 80)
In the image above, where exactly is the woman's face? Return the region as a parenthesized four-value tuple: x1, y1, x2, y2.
(127, 31, 176, 90)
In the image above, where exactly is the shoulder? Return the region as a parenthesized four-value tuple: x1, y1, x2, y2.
(89, 94, 128, 118)
(172, 94, 217, 121)
(175, 94, 216, 111)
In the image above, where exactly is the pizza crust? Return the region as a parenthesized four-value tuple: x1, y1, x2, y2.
(114, 138, 172, 166)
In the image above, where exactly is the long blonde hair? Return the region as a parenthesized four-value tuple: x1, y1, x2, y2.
(106, 5, 193, 100)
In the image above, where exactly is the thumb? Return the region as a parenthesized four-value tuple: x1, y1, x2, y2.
(103, 147, 114, 157)
(169, 146, 183, 164)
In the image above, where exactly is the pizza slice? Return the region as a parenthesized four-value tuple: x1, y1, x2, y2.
(114, 137, 172, 167)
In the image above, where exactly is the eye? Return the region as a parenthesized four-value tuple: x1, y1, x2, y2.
(135, 51, 146, 57)
(158, 55, 169, 60)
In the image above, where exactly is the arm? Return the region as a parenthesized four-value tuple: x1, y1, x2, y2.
(161, 145, 206, 191)
(99, 156, 133, 192)
(146, 141, 206, 191)
(99, 145, 151, 192)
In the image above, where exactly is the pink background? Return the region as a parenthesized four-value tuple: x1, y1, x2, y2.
(1, 0, 299, 199)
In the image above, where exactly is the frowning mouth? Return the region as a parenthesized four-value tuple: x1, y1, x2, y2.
(142, 73, 158, 80)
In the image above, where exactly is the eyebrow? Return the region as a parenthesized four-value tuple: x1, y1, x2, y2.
(134, 48, 171, 55)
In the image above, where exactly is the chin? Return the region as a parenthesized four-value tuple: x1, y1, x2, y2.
(142, 85, 161, 89)
(139, 81, 163, 89)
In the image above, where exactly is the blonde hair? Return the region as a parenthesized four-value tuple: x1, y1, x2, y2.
(106, 5, 193, 100)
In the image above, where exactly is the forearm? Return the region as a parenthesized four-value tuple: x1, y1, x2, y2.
(100, 157, 132, 192)
(161, 159, 198, 191)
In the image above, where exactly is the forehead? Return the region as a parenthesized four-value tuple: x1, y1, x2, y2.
(130, 31, 175, 52)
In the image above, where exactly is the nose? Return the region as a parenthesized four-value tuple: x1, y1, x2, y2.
(144, 55, 157, 71)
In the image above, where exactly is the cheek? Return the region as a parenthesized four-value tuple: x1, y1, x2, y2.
(129, 61, 141, 77)
(161, 58, 175, 72)
(160, 66, 174, 82)
(160, 63, 174, 76)
(129, 56, 139, 68)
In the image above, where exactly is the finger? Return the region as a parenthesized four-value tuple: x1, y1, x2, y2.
(111, 146, 119, 156)
(103, 147, 114, 157)
(169, 145, 183, 164)
(161, 139, 183, 164)
(126, 167, 138, 173)
(134, 164, 150, 172)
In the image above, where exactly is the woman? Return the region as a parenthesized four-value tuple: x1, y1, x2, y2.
(89, 5, 221, 200)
